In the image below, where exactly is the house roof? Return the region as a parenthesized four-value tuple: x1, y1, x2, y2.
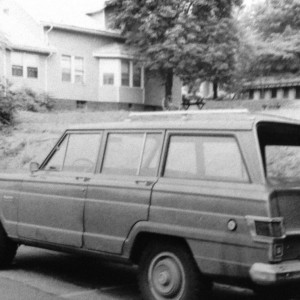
(93, 43, 137, 59)
(13, 0, 120, 37)
(244, 76, 300, 89)
(0, 7, 54, 54)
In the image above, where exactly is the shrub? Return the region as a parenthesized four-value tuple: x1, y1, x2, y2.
(14, 88, 55, 112)
(0, 80, 17, 126)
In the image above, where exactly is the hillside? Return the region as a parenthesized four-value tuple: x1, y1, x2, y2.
(1, 101, 300, 172)
(0, 110, 129, 171)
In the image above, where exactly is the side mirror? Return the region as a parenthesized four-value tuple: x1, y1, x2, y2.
(30, 162, 40, 173)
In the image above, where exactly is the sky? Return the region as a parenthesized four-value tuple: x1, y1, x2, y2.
(13, 0, 107, 14)
(12, 0, 263, 15)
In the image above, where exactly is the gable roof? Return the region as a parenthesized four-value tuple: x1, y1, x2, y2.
(0, 3, 53, 53)
(13, 0, 118, 36)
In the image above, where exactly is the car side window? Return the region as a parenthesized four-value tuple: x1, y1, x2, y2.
(44, 133, 102, 173)
(44, 136, 68, 171)
(101, 132, 162, 176)
(164, 135, 249, 182)
(140, 133, 163, 176)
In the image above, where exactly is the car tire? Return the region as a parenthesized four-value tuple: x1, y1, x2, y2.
(0, 223, 17, 268)
(138, 241, 211, 300)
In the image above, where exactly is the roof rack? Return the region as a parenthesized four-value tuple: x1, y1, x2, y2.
(129, 109, 249, 118)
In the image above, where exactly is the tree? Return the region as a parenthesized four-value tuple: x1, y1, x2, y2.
(239, 0, 300, 77)
(108, 0, 242, 99)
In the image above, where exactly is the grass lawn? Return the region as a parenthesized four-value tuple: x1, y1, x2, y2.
(1, 100, 300, 172)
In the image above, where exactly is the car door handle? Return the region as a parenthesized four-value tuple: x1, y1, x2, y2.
(75, 177, 90, 182)
(135, 180, 154, 187)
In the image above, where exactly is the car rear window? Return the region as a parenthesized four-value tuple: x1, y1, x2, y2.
(257, 122, 300, 179)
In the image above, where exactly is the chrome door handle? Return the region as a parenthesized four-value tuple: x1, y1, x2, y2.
(135, 180, 154, 186)
(75, 177, 90, 182)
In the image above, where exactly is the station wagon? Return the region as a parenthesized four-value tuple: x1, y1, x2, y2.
(1, 110, 300, 300)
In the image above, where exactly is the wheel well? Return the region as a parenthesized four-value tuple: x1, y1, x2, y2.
(130, 233, 192, 265)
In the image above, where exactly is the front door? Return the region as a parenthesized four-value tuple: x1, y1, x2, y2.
(83, 131, 163, 254)
(18, 131, 102, 248)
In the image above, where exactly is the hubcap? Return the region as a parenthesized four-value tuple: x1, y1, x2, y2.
(148, 252, 185, 300)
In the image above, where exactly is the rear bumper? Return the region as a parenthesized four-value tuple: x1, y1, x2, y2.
(250, 261, 300, 285)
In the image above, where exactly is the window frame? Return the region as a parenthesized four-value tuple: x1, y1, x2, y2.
(74, 56, 84, 84)
(61, 55, 72, 82)
(98, 130, 165, 177)
(121, 59, 130, 87)
(271, 88, 277, 99)
(61, 55, 85, 84)
(283, 87, 289, 98)
(27, 66, 38, 78)
(40, 130, 103, 174)
(103, 73, 115, 85)
(296, 87, 300, 99)
(12, 65, 23, 77)
(132, 63, 142, 87)
(161, 131, 250, 183)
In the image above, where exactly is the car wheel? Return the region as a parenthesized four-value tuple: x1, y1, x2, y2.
(0, 223, 17, 268)
(138, 241, 210, 300)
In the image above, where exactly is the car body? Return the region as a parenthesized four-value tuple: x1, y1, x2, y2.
(1, 109, 300, 299)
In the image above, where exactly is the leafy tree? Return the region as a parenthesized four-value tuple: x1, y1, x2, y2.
(108, 0, 242, 99)
(241, 0, 300, 77)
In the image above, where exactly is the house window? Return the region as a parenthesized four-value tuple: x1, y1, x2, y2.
(76, 101, 87, 109)
(11, 52, 23, 77)
(74, 57, 84, 84)
(62, 55, 71, 82)
(133, 63, 141, 87)
(121, 60, 130, 86)
(25, 54, 39, 79)
(12, 65, 23, 77)
(260, 89, 265, 99)
(296, 87, 300, 99)
(283, 88, 289, 98)
(103, 73, 114, 85)
(271, 88, 277, 98)
(27, 67, 38, 78)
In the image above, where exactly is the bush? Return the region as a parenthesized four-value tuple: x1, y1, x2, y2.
(14, 88, 55, 112)
(0, 80, 17, 126)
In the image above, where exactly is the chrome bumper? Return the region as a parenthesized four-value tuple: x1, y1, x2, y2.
(250, 261, 300, 285)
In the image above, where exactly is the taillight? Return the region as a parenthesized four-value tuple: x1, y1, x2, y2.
(246, 216, 285, 240)
(255, 220, 283, 238)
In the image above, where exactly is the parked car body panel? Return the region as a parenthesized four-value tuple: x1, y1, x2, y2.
(1, 111, 300, 289)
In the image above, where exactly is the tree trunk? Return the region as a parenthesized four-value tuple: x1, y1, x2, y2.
(165, 69, 173, 99)
(213, 81, 218, 100)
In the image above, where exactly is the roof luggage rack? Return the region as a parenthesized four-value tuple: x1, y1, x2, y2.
(129, 109, 249, 119)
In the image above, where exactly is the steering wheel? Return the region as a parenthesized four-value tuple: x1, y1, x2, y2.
(72, 158, 94, 172)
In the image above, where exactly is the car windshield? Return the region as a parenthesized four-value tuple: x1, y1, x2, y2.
(257, 121, 300, 180)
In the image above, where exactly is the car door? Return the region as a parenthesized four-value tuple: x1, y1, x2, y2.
(18, 131, 102, 248)
(83, 131, 163, 254)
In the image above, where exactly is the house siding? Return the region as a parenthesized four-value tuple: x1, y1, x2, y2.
(46, 29, 118, 102)
(6, 50, 47, 93)
(99, 86, 118, 102)
(119, 87, 144, 104)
